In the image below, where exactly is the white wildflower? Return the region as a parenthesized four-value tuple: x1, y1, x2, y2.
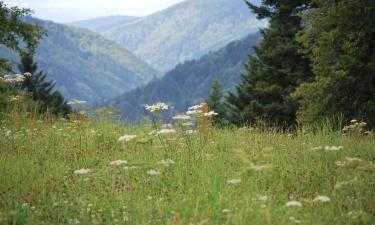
(124, 166, 138, 170)
(110, 160, 128, 166)
(204, 111, 218, 117)
(285, 201, 302, 207)
(147, 169, 160, 176)
(257, 195, 268, 201)
(157, 129, 176, 135)
(143, 102, 169, 112)
(313, 195, 331, 203)
(188, 104, 202, 111)
(74, 168, 91, 175)
(249, 163, 269, 171)
(186, 109, 202, 115)
(350, 119, 357, 123)
(67, 99, 86, 105)
(157, 159, 175, 167)
(227, 179, 242, 185)
(222, 209, 230, 213)
(118, 134, 137, 142)
(173, 114, 191, 120)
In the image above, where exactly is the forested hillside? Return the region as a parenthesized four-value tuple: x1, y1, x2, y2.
(102, 0, 266, 72)
(111, 33, 261, 120)
(0, 17, 158, 104)
(69, 16, 140, 33)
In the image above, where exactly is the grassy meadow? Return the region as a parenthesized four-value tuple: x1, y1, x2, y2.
(0, 105, 374, 225)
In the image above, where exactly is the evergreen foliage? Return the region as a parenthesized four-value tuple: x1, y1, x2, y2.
(226, 0, 313, 127)
(0, 1, 44, 72)
(18, 53, 71, 116)
(207, 80, 226, 126)
(294, 0, 375, 127)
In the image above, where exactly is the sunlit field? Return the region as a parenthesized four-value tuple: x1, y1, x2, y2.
(1, 103, 374, 225)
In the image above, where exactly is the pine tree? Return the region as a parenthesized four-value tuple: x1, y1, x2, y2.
(294, 0, 375, 128)
(226, 0, 313, 127)
(18, 53, 71, 116)
(207, 80, 226, 125)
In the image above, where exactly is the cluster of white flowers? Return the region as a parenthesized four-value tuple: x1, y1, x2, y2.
(156, 129, 176, 135)
(143, 102, 169, 112)
(285, 200, 302, 207)
(110, 160, 128, 166)
(157, 159, 175, 167)
(311, 146, 343, 151)
(313, 195, 331, 203)
(249, 163, 269, 171)
(118, 134, 137, 142)
(186, 104, 202, 115)
(67, 99, 86, 105)
(74, 168, 91, 175)
(227, 178, 242, 185)
(9, 95, 23, 102)
(204, 111, 218, 117)
(1, 74, 28, 83)
(147, 169, 160, 176)
(172, 114, 191, 120)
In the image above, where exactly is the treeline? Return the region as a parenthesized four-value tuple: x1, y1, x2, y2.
(210, 0, 375, 128)
(0, 2, 71, 117)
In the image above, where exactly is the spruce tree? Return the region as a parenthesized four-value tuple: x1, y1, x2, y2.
(226, 0, 313, 127)
(18, 53, 71, 116)
(207, 80, 226, 125)
(294, 0, 375, 128)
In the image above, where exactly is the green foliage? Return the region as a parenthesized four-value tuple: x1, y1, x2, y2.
(207, 80, 226, 126)
(102, 0, 266, 72)
(226, 0, 313, 127)
(112, 33, 261, 121)
(294, 0, 375, 128)
(18, 53, 71, 116)
(0, 1, 44, 72)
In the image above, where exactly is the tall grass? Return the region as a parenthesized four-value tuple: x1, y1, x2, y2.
(0, 104, 374, 225)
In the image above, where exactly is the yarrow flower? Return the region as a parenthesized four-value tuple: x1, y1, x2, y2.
(143, 102, 169, 113)
(204, 111, 218, 117)
(74, 168, 91, 175)
(157, 159, 175, 167)
(249, 163, 269, 171)
(222, 209, 230, 213)
(311, 146, 343, 151)
(110, 160, 128, 166)
(3, 74, 26, 83)
(285, 201, 302, 207)
(227, 179, 242, 185)
(67, 99, 86, 105)
(172, 114, 191, 120)
(156, 129, 176, 135)
(118, 134, 137, 142)
(313, 195, 331, 203)
(147, 169, 160, 176)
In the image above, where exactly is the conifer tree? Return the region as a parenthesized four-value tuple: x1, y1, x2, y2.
(207, 80, 226, 125)
(226, 0, 313, 127)
(294, 0, 375, 128)
(18, 53, 71, 116)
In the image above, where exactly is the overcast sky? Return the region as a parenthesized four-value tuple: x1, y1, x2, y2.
(3, 0, 186, 23)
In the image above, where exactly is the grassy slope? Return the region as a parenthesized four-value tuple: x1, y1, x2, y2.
(0, 107, 374, 224)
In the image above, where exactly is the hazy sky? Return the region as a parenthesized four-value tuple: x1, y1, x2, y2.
(3, 0, 186, 23)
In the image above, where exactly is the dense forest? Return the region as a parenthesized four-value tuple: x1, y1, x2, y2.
(111, 33, 261, 121)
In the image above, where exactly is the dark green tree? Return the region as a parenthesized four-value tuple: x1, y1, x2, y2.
(294, 0, 375, 128)
(18, 53, 71, 116)
(226, 0, 313, 127)
(0, 1, 44, 72)
(207, 80, 226, 125)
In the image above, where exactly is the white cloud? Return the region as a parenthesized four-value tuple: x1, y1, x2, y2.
(3, 0, 185, 22)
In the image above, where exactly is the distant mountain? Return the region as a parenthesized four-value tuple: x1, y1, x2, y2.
(69, 16, 141, 33)
(102, 0, 266, 72)
(111, 33, 261, 121)
(0, 18, 158, 104)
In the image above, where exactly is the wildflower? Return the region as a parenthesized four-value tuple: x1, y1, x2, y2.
(188, 104, 202, 111)
(173, 114, 191, 120)
(147, 169, 160, 176)
(313, 195, 331, 203)
(227, 179, 242, 185)
(110, 160, 128, 166)
(311, 146, 343, 151)
(186, 109, 202, 115)
(74, 168, 91, 175)
(185, 129, 197, 134)
(204, 111, 218, 117)
(157, 159, 175, 167)
(350, 119, 357, 123)
(67, 99, 86, 105)
(257, 195, 268, 201)
(24, 72, 32, 77)
(118, 134, 137, 142)
(249, 163, 269, 171)
(285, 201, 302, 207)
(156, 129, 176, 135)
(124, 166, 138, 170)
(5, 130, 11, 137)
(9, 95, 22, 101)
(143, 102, 169, 112)
(222, 209, 230, 213)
